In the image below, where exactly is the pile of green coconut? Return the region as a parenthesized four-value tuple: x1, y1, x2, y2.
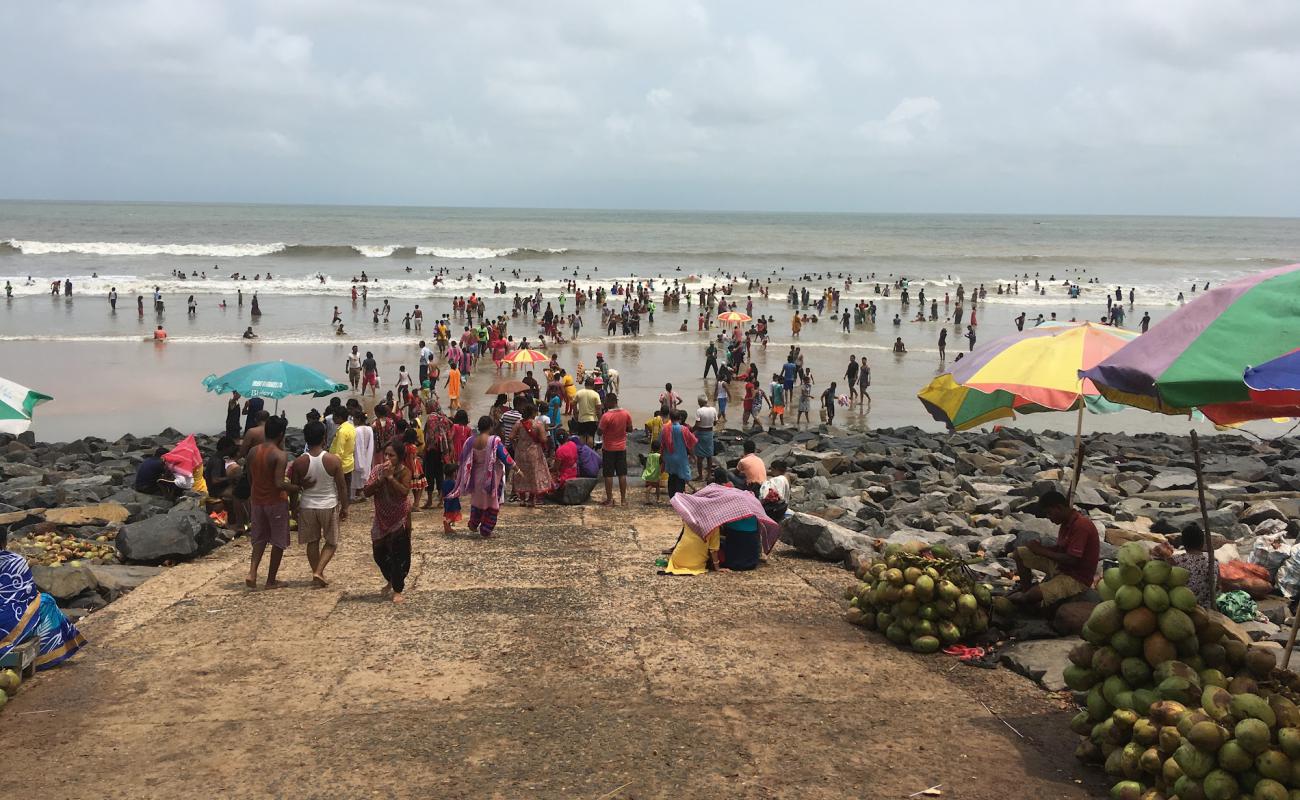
(843, 541, 996, 653)
(1067, 542, 1300, 799)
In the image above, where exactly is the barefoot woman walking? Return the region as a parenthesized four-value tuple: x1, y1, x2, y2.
(449, 416, 515, 537)
(364, 443, 412, 604)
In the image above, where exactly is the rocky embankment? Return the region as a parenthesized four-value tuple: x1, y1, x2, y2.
(767, 426, 1300, 646)
(0, 428, 262, 621)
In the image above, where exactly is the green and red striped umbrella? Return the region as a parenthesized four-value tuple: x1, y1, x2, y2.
(1082, 264, 1300, 424)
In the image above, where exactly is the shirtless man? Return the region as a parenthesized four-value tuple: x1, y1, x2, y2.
(246, 417, 305, 589)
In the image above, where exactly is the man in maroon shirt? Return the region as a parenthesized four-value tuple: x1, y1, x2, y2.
(1011, 490, 1100, 608)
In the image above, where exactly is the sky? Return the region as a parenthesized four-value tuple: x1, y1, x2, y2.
(2, 0, 1299, 215)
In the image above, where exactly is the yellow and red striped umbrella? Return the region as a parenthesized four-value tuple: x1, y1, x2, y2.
(717, 311, 751, 324)
(505, 349, 548, 365)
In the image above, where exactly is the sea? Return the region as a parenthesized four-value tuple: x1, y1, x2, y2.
(3, 201, 1299, 440)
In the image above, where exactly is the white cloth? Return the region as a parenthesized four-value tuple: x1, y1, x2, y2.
(299, 451, 338, 510)
(352, 425, 374, 492)
(759, 474, 790, 504)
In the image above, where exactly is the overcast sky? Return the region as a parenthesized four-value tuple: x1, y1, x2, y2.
(2, 1, 1298, 215)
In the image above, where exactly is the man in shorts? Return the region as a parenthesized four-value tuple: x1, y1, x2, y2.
(291, 421, 349, 586)
(574, 378, 601, 446)
(246, 416, 303, 590)
(1011, 490, 1100, 608)
(597, 393, 633, 506)
(417, 340, 433, 385)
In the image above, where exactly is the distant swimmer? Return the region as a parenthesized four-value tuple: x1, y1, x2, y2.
(243, 326, 257, 339)
(153, 325, 167, 341)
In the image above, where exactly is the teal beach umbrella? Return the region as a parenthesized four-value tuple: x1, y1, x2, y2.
(202, 360, 346, 409)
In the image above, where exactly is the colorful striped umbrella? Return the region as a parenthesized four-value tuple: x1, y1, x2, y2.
(717, 311, 752, 324)
(0, 377, 53, 434)
(919, 322, 1140, 430)
(1082, 264, 1300, 424)
(505, 348, 548, 365)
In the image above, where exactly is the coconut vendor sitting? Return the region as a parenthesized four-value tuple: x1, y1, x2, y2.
(1009, 489, 1100, 608)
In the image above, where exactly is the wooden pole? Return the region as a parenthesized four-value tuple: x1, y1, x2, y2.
(1284, 597, 1300, 670)
(1190, 431, 1214, 578)
(1067, 402, 1085, 506)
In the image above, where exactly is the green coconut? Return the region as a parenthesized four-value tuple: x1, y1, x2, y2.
(1235, 718, 1273, 755)
(1139, 745, 1163, 775)
(1131, 689, 1159, 715)
(1218, 740, 1254, 772)
(914, 574, 936, 601)
(1159, 608, 1195, 641)
(1228, 674, 1260, 695)
(1201, 685, 1233, 723)
(1187, 720, 1225, 752)
(1201, 769, 1238, 800)
(1103, 675, 1132, 706)
(1098, 581, 1116, 602)
(1175, 741, 1217, 779)
(1252, 778, 1288, 800)
(1132, 717, 1160, 746)
(1169, 585, 1198, 612)
(1121, 657, 1152, 687)
(1069, 641, 1098, 668)
(911, 635, 941, 654)
(1118, 542, 1148, 566)
(1143, 559, 1172, 586)
(1109, 781, 1144, 800)
(1167, 565, 1190, 586)
(1070, 710, 1093, 735)
(1246, 646, 1279, 679)
(1230, 693, 1277, 727)
(1256, 749, 1292, 783)
(1088, 687, 1113, 721)
(1118, 563, 1144, 585)
(1149, 700, 1188, 727)
(1112, 631, 1144, 658)
(1116, 584, 1144, 611)
(1144, 584, 1171, 613)
(1278, 728, 1300, 760)
(1065, 664, 1100, 692)
(1199, 668, 1227, 689)
(1104, 566, 1125, 591)
(1088, 601, 1124, 637)
(1158, 676, 1199, 705)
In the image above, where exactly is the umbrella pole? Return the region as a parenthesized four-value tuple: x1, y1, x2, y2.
(1067, 402, 1084, 506)
(1190, 429, 1216, 593)
(1284, 596, 1300, 670)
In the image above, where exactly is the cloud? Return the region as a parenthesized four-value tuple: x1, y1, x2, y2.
(859, 97, 943, 145)
(1, 1, 1298, 213)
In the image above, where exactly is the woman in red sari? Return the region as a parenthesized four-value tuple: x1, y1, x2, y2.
(509, 404, 553, 507)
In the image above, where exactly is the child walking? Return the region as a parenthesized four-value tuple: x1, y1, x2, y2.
(440, 463, 461, 534)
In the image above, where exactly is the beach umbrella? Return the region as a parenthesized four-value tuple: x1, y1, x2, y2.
(505, 349, 548, 365)
(1244, 349, 1300, 407)
(717, 311, 752, 324)
(485, 378, 530, 396)
(919, 322, 1139, 427)
(201, 360, 346, 411)
(0, 377, 53, 434)
(1081, 263, 1300, 425)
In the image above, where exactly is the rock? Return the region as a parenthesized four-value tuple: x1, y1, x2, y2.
(557, 478, 598, 506)
(1257, 596, 1292, 627)
(87, 564, 163, 593)
(1007, 617, 1060, 641)
(116, 501, 219, 563)
(779, 512, 876, 562)
(882, 529, 954, 548)
(1147, 471, 1198, 491)
(1104, 526, 1168, 546)
(1072, 485, 1107, 508)
(1053, 599, 1098, 636)
(1240, 619, 1282, 642)
(0, 508, 44, 527)
(41, 502, 130, 527)
(998, 638, 1079, 692)
(1242, 500, 1287, 526)
(1206, 609, 1253, 645)
(30, 563, 98, 600)
(978, 533, 1017, 556)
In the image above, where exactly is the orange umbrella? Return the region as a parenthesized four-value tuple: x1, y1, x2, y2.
(505, 349, 548, 365)
(717, 311, 751, 324)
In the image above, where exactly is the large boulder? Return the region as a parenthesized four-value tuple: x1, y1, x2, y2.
(556, 478, 598, 506)
(998, 638, 1078, 691)
(88, 564, 163, 593)
(42, 502, 130, 527)
(30, 563, 98, 600)
(779, 512, 875, 562)
(116, 501, 219, 563)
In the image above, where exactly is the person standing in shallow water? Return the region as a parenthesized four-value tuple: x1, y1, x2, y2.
(364, 443, 412, 604)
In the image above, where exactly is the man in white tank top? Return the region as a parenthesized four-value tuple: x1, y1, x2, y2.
(290, 421, 349, 586)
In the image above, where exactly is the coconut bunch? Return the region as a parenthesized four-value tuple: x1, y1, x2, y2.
(1068, 541, 1300, 799)
(843, 541, 994, 654)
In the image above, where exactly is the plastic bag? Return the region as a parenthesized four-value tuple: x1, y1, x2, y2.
(1215, 590, 1259, 623)
(1247, 531, 1294, 577)
(1277, 548, 1300, 599)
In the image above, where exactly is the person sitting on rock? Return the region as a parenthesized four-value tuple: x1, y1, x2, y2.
(1010, 490, 1100, 609)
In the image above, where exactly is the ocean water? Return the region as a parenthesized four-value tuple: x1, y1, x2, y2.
(2, 201, 1299, 439)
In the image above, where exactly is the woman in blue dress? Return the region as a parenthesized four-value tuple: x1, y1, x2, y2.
(0, 550, 85, 670)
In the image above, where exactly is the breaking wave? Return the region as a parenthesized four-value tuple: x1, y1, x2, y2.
(0, 240, 570, 260)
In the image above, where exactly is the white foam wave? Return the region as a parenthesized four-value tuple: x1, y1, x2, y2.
(352, 245, 399, 258)
(4, 240, 287, 257)
(414, 246, 569, 259)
